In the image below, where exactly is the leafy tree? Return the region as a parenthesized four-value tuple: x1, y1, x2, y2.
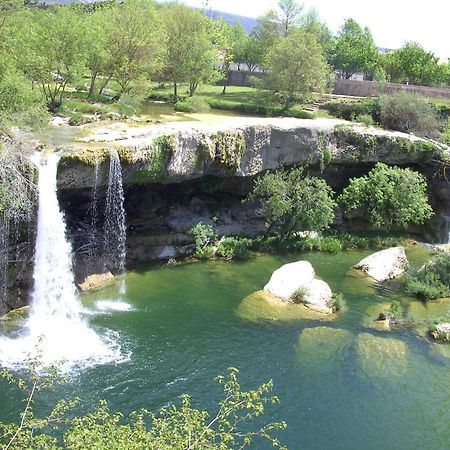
(246, 167, 336, 238)
(162, 4, 220, 97)
(0, 361, 287, 450)
(264, 28, 330, 109)
(381, 42, 441, 86)
(333, 18, 379, 79)
(109, 0, 164, 96)
(278, 0, 304, 35)
(12, 6, 87, 111)
(339, 163, 434, 229)
(300, 9, 335, 64)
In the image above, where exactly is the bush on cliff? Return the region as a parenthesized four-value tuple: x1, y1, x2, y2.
(246, 167, 336, 238)
(339, 163, 434, 229)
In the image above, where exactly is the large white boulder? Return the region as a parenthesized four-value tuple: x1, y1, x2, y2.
(303, 279, 333, 314)
(263, 261, 315, 300)
(355, 247, 408, 282)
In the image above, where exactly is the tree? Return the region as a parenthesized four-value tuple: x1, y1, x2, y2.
(108, 0, 164, 96)
(162, 4, 220, 97)
(264, 28, 330, 109)
(381, 42, 441, 86)
(278, 0, 303, 35)
(246, 167, 336, 238)
(333, 18, 379, 79)
(12, 6, 87, 111)
(339, 163, 434, 229)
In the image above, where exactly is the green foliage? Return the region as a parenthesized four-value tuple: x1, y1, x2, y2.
(134, 135, 175, 182)
(332, 18, 379, 79)
(190, 221, 217, 259)
(429, 320, 450, 343)
(378, 92, 441, 138)
(406, 252, 450, 301)
(246, 167, 336, 238)
(331, 292, 345, 312)
(68, 112, 88, 126)
(321, 98, 380, 123)
(381, 42, 441, 86)
(215, 237, 252, 260)
(0, 361, 286, 450)
(339, 163, 434, 229)
(378, 300, 404, 324)
(355, 114, 374, 126)
(293, 285, 309, 303)
(263, 28, 330, 109)
(175, 96, 210, 113)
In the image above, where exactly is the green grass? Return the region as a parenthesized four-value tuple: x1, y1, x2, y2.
(149, 84, 315, 119)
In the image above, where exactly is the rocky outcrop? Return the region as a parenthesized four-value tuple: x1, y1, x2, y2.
(355, 247, 408, 282)
(55, 118, 449, 190)
(263, 260, 335, 314)
(430, 323, 450, 342)
(78, 272, 116, 292)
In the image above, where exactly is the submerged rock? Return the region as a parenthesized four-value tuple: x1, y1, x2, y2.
(355, 247, 408, 282)
(356, 333, 408, 378)
(236, 290, 336, 322)
(361, 302, 395, 331)
(78, 272, 116, 292)
(297, 327, 353, 364)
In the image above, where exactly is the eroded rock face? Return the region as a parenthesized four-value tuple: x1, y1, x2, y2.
(355, 247, 408, 282)
(263, 260, 334, 314)
(78, 272, 116, 292)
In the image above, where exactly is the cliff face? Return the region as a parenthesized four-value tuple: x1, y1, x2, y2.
(56, 117, 449, 190)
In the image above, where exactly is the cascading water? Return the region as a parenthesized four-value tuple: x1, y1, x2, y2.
(442, 216, 450, 244)
(0, 217, 9, 313)
(104, 149, 127, 294)
(0, 152, 125, 371)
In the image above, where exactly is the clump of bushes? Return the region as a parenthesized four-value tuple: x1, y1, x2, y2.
(331, 292, 345, 312)
(405, 252, 450, 301)
(175, 96, 210, 113)
(215, 237, 252, 260)
(429, 320, 450, 343)
(292, 286, 309, 304)
(321, 99, 380, 122)
(377, 300, 404, 325)
(378, 92, 441, 138)
(68, 112, 90, 126)
(355, 113, 373, 126)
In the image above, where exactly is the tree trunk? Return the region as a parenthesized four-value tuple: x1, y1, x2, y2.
(88, 72, 97, 97)
(98, 73, 113, 96)
(173, 81, 177, 99)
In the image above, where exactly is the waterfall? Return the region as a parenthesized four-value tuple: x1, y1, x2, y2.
(104, 150, 126, 292)
(0, 217, 9, 314)
(0, 152, 125, 371)
(442, 216, 450, 244)
(87, 160, 100, 266)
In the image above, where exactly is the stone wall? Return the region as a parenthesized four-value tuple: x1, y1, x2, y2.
(333, 79, 450, 99)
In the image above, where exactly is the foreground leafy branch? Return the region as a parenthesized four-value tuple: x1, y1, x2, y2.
(0, 361, 286, 449)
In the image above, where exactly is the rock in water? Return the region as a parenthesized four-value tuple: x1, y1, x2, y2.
(355, 247, 408, 282)
(263, 260, 335, 314)
(263, 261, 315, 300)
(0, 306, 30, 322)
(303, 279, 333, 314)
(78, 272, 116, 292)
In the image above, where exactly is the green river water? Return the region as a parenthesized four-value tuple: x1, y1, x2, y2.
(1, 247, 449, 449)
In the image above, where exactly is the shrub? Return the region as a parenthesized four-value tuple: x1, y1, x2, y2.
(321, 99, 380, 122)
(355, 113, 373, 126)
(292, 286, 309, 303)
(175, 96, 210, 113)
(189, 222, 216, 259)
(378, 92, 441, 138)
(429, 320, 450, 342)
(246, 167, 336, 238)
(68, 112, 88, 126)
(331, 292, 344, 312)
(405, 252, 450, 301)
(215, 237, 251, 260)
(378, 300, 404, 324)
(339, 163, 434, 229)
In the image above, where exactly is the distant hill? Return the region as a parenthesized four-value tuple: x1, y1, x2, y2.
(35, 1, 258, 33)
(205, 10, 257, 34)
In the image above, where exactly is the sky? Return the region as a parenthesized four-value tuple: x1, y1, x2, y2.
(177, 0, 450, 60)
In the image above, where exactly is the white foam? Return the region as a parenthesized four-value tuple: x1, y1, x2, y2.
(95, 300, 134, 312)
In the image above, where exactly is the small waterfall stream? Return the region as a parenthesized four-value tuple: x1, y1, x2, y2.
(442, 216, 450, 244)
(0, 152, 125, 370)
(104, 150, 126, 293)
